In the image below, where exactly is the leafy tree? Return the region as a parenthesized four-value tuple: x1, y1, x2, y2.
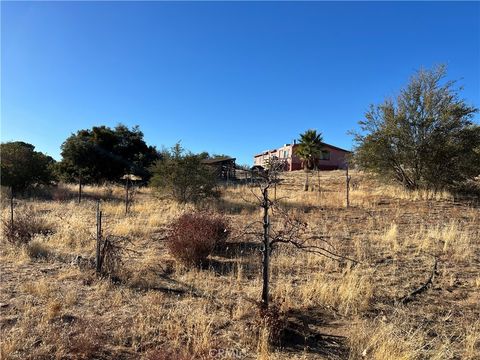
(198, 151, 211, 160)
(197, 152, 232, 160)
(1, 141, 56, 194)
(353, 65, 480, 191)
(149, 143, 218, 203)
(58, 124, 159, 184)
(294, 129, 324, 191)
(211, 153, 231, 159)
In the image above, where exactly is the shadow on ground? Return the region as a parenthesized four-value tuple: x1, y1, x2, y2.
(203, 258, 259, 278)
(213, 241, 261, 259)
(280, 308, 350, 359)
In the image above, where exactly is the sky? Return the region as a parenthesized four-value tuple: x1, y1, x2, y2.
(2, 1, 479, 166)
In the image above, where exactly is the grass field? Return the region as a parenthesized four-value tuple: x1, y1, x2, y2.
(1, 170, 479, 359)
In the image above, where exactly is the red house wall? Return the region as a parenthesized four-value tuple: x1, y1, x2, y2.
(253, 143, 349, 171)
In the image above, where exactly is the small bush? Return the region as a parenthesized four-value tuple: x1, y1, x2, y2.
(2, 207, 53, 245)
(166, 213, 229, 266)
(100, 235, 130, 279)
(26, 239, 52, 260)
(149, 143, 219, 203)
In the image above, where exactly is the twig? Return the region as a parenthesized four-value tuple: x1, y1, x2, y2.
(269, 238, 360, 264)
(397, 256, 438, 305)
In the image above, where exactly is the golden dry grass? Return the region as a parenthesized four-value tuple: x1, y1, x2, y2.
(1, 170, 479, 359)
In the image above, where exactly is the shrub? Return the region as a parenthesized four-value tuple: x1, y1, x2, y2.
(26, 239, 52, 260)
(149, 143, 219, 203)
(166, 213, 229, 266)
(2, 207, 53, 245)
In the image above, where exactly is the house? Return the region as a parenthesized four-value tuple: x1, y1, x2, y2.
(253, 141, 350, 171)
(201, 157, 236, 180)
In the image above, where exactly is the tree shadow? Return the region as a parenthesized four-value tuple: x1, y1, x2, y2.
(17, 184, 125, 203)
(213, 241, 262, 259)
(211, 198, 259, 214)
(126, 270, 205, 297)
(203, 258, 259, 278)
(202, 258, 237, 276)
(280, 308, 350, 359)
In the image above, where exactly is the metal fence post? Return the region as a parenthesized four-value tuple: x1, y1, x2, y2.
(96, 200, 102, 273)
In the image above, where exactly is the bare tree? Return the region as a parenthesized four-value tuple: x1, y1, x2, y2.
(245, 158, 358, 309)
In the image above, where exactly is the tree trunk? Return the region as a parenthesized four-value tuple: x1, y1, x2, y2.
(317, 167, 321, 192)
(261, 188, 270, 308)
(304, 170, 309, 191)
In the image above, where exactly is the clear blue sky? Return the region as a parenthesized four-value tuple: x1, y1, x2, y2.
(2, 1, 479, 165)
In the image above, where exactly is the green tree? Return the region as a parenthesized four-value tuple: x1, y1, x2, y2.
(149, 143, 218, 203)
(58, 124, 159, 184)
(197, 152, 232, 160)
(294, 129, 324, 191)
(1, 141, 55, 195)
(353, 65, 480, 191)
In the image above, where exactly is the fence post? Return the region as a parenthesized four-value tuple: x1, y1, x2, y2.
(261, 186, 270, 308)
(273, 172, 277, 201)
(346, 163, 350, 208)
(316, 166, 321, 205)
(78, 174, 82, 204)
(125, 178, 129, 215)
(10, 187, 14, 230)
(95, 200, 102, 274)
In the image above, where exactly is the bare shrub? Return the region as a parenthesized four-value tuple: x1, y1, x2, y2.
(64, 323, 104, 360)
(166, 212, 229, 266)
(2, 207, 53, 245)
(99, 235, 135, 279)
(26, 239, 52, 260)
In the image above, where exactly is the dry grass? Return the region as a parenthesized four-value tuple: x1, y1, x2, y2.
(1, 170, 479, 359)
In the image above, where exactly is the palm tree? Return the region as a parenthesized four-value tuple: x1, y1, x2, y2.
(294, 129, 323, 191)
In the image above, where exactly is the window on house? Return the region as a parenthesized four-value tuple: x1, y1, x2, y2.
(320, 151, 331, 160)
